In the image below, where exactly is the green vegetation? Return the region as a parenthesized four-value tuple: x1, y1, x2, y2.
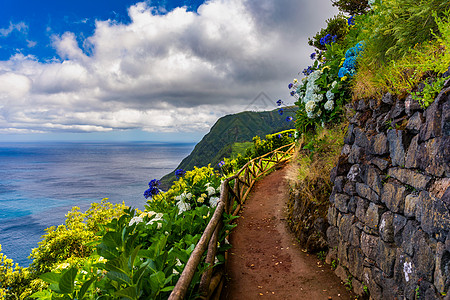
(0, 166, 236, 299)
(160, 108, 296, 187)
(0, 199, 127, 299)
(350, 0, 450, 100)
(220, 129, 296, 176)
(293, 0, 450, 138)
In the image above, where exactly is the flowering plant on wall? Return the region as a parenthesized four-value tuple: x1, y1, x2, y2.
(289, 15, 365, 134)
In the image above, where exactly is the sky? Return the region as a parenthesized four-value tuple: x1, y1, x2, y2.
(0, 0, 339, 142)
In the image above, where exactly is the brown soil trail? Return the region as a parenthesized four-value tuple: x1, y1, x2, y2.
(221, 166, 354, 300)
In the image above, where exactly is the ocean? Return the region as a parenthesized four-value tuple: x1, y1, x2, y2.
(0, 141, 194, 267)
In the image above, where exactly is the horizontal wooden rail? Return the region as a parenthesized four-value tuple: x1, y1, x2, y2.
(168, 142, 295, 300)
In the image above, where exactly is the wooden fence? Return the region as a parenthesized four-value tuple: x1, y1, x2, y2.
(168, 142, 296, 300)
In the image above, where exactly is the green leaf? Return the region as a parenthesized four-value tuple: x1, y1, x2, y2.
(129, 244, 142, 268)
(97, 243, 119, 260)
(160, 286, 175, 292)
(79, 277, 96, 299)
(114, 286, 137, 300)
(30, 290, 53, 300)
(105, 255, 129, 275)
(39, 272, 61, 284)
(102, 231, 122, 249)
(150, 271, 165, 290)
(133, 260, 151, 286)
(59, 267, 77, 293)
(106, 270, 131, 285)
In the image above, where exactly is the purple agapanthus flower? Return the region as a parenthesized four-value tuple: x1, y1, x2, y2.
(277, 99, 283, 106)
(302, 66, 313, 76)
(348, 15, 355, 26)
(320, 34, 337, 46)
(290, 91, 295, 96)
(148, 179, 160, 187)
(286, 116, 293, 122)
(288, 83, 293, 89)
(310, 52, 316, 60)
(278, 108, 284, 115)
(218, 161, 225, 167)
(277, 134, 282, 138)
(144, 186, 160, 198)
(144, 180, 161, 198)
(175, 169, 186, 179)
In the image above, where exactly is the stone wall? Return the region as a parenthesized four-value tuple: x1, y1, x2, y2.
(326, 79, 450, 299)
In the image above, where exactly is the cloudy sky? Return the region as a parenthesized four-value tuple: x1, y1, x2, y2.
(0, 0, 338, 142)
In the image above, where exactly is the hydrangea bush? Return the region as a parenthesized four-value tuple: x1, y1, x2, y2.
(30, 166, 233, 299)
(290, 14, 366, 134)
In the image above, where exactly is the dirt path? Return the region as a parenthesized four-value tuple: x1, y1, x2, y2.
(221, 166, 354, 300)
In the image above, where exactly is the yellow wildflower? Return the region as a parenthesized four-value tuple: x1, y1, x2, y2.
(341, 76, 348, 82)
(321, 66, 330, 72)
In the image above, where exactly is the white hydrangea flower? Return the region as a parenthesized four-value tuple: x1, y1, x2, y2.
(209, 196, 220, 208)
(332, 81, 338, 89)
(176, 199, 191, 215)
(175, 258, 183, 266)
(311, 93, 323, 103)
(129, 216, 143, 226)
(146, 212, 164, 229)
(326, 90, 335, 101)
(206, 186, 216, 196)
(305, 100, 316, 114)
(186, 192, 192, 200)
(324, 99, 334, 111)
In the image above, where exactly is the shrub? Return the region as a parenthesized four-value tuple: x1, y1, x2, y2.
(331, 0, 370, 15)
(308, 14, 349, 50)
(32, 167, 235, 299)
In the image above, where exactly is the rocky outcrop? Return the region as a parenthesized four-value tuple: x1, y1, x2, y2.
(327, 79, 450, 299)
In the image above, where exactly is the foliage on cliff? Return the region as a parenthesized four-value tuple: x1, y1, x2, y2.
(160, 108, 296, 187)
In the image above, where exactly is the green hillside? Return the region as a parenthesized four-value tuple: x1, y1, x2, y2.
(160, 108, 296, 188)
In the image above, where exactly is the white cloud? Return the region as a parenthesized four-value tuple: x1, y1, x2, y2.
(0, 0, 338, 137)
(0, 22, 28, 37)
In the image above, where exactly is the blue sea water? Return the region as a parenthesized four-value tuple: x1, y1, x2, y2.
(0, 141, 194, 267)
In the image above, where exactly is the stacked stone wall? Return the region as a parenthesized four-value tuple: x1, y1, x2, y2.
(326, 79, 450, 299)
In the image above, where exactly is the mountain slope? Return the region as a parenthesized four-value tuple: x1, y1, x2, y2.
(160, 108, 296, 187)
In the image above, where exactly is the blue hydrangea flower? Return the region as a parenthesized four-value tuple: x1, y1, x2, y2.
(338, 67, 349, 78)
(278, 108, 284, 115)
(343, 56, 357, 70)
(345, 47, 356, 58)
(355, 41, 365, 51)
(348, 15, 355, 26)
(175, 169, 185, 179)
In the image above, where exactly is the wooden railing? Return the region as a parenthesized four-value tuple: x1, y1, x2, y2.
(168, 142, 296, 300)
